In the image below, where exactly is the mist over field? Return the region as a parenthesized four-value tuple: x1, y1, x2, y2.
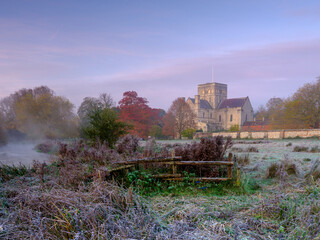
(0, 142, 50, 166)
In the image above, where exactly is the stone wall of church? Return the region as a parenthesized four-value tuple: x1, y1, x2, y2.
(241, 99, 254, 126)
(216, 107, 242, 129)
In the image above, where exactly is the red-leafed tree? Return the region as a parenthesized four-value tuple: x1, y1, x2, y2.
(118, 91, 155, 138)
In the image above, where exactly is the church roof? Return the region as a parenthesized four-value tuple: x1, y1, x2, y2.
(218, 97, 247, 109)
(189, 98, 213, 110)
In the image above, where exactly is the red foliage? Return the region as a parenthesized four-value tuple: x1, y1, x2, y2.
(118, 91, 156, 138)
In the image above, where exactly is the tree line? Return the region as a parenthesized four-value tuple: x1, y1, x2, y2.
(255, 78, 320, 129)
(0, 86, 196, 145)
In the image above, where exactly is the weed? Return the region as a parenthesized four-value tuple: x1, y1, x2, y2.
(293, 145, 309, 152)
(310, 146, 320, 153)
(0, 164, 29, 182)
(265, 156, 299, 179)
(236, 154, 250, 166)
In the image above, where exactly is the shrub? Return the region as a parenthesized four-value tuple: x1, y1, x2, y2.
(173, 136, 233, 178)
(82, 108, 132, 148)
(148, 125, 163, 139)
(286, 142, 292, 147)
(229, 124, 239, 132)
(176, 136, 233, 162)
(143, 138, 156, 157)
(181, 128, 196, 139)
(55, 140, 123, 187)
(116, 134, 140, 157)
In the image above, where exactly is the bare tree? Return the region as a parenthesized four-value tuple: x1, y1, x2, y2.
(166, 98, 196, 139)
(99, 93, 115, 108)
(77, 93, 115, 128)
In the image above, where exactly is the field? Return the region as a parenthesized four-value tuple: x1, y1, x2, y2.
(1, 137, 320, 239)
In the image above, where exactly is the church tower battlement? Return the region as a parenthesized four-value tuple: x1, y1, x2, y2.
(197, 82, 227, 109)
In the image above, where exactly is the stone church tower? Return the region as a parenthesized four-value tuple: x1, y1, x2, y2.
(197, 82, 227, 109)
(187, 82, 253, 131)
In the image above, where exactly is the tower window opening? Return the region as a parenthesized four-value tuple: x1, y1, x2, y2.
(230, 114, 233, 122)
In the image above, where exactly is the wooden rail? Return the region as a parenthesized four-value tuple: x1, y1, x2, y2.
(109, 153, 234, 182)
(117, 156, 182, 165)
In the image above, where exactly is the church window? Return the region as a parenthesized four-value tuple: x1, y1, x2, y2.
(246, 114, 247, 121)
(203, 112, 205, 118)
(219, 115, 221, 122)
(230, 114, 233, 122)
(210, 113, 212, 118)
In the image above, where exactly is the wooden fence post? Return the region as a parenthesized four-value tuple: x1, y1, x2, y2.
(172, 149, 177, 174)
(236, 167, 240, 186)
(227, 153, 232, 179)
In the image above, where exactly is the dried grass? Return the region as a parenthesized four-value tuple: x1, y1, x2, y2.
(265, 156, 300, 179)
(236, 154, 250, 166)
(231, 146, 258, 153)
(293, 145, 309, 152)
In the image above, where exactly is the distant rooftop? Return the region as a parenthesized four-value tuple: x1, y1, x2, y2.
(189, 98, 213, 110)
(218, 97, 247, 109)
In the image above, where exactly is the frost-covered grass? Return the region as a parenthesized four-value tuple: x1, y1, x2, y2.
(156, 138, 320, 174)
(230, 139, 320, 174)
(2, 138, 320, 239)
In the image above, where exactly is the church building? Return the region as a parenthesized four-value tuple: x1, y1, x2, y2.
(186, 82, 253, 132)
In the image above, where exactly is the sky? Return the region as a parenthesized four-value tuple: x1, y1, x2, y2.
(1, 0, 320, 111)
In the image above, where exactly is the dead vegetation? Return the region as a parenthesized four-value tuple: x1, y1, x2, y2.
(231, 146, 259, 153)
(235, 154, 250, 166)
(293, 145, 309, 152)
(233, 140, 270, 144)
(293, 145, 320, 153)
(264, 156, 300, 179)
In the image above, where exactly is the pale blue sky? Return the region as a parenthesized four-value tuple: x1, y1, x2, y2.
(1, 0, 320, 110)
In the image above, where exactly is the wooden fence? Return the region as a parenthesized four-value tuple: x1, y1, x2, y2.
(109, 153, 235, 182)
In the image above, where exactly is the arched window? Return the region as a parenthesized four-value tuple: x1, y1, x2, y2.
(230, 114, 233, 122)
(210, 113, 212, 118)
(219, 115, 221, 122)
(203, 112, 205, 118)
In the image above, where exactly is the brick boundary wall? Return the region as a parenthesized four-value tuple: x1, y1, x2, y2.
(194, 129, 320, 139)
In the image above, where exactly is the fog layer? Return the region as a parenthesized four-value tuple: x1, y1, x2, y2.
(0, 142, 50, 166)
